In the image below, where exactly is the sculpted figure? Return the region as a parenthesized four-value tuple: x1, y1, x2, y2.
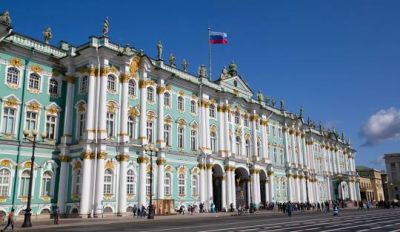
(182, 59, 188, 72)
(0, 11, 11, 27)
(102, 17, 109, 37)
(198, 64, 207, 78)
(157, 41, 163, 60)
(43, 27, 53, 44)
(169, 53, 176, 67)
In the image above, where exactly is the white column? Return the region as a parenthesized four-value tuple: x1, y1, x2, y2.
(255, 172, 261, 205)
(223, 105, 231, 157)
(231, 170, 236, 208)
(269, 175, 274, 202)
(86, 67, 96, 140)
(291, 133, 296, 165)
(217, 104, 225, 156)
(79, 152, 93, 216)
(94, 151, 106, 215)
(251, 114, 258, 159)
(251, 171, 257, 206)
(240, 117, 246, 157)
(261, 120, 268, 160)
(157, 153, 166, 200)
(225, 168, 232, 209)
(284, 128, 290, 164)
(221, 177, 227, 211)
(119, 73, 129, 142)
(296, 177, 301, 202)
(117, 154, 128, 215)
(139, 75, 148, 144)
(207, 165, 213, 210)
(205, 103, 211, 150)
(265, 180, 270, 203)
(199, 100, 206, 149)
(57, 156, 69, 213)
(62, 75, 75, 144)
(98, 68, 107, 140)
(157, 83, 165, 147)
(199, 165, 206, 204)
(138, 152, 147, 207)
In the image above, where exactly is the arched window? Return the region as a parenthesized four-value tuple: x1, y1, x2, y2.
(210, 132, 217, 153)
(73, 169, 81, 195)
(20, 170, 30, 196)
(0, 169, 11, 197)
(164, 92, 170, 107)
(80, 76, 88, 93)
(104, 169, 113, 194)
(29, 73, 41, 90)
(245, 139, 250, 157)
(273, 148, 277, 163)
(127, 169, 135, 195)
(49, 79, 58, 95)
(177, 96, 184, 111)
(191, 130, 197, 151)
(78, 112, 86, 139)
(147, 87, 154, 102)
(235, 136, 241, 155)
(107, 75, 116, 91)
(192, 174, 199, 196)
(1, 107, 16, 134)
(209, 104, 216, 117)
(128, 116, 135, 140)
(235, 112, 240, 124)
(6, 67, 19, 85)
(178, 127, 184, 149)
(41, 171, 52, 196)
(164, 173, 171, 196)
(257, 140, 261, 157)
(190, 101, 197, 114)
(178, 173, 185, 195)
(244, 117, 249, 127)
(128, 79, 136, 97)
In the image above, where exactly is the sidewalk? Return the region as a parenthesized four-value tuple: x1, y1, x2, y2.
(11, 208, 360, 231)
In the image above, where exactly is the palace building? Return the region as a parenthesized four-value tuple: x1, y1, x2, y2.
(0, 14, 360, 217)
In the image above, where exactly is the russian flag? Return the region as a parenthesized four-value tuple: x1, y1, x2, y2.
(209, 31, 228, 44)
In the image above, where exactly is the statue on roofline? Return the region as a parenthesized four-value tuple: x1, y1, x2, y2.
(265, 96, 270, 106)
(220, 66, 229, 79)
(157, 41, 163, 60)
(0, 11, 11, 27)
(182, 59, 189, 72)
(257, 91, 263, 102)
(169, 53, 176, 67)
(271, 98, 276, 108)
(228, 61, 237, 77)
(102, 17, 109, 37)
(299, 106, 304, 118)
(280, 99, 285, 110)
(43, 27, 53, 44)
(198, 64, 207, 78)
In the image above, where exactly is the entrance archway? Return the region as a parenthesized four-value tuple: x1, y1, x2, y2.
(260, 170, 267, 208)
(235, 167, 249, 208)
(212, 164, 224, 211)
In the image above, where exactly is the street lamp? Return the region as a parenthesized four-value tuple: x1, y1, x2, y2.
(246, 161, 254, 213)
(305, 173, 310, 210)
(144, 144, 158, 219)
(21, 129, 46, 228)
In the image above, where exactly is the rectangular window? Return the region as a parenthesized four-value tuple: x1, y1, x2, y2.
(106, 112, 115, 137)
(25, 111, 38, 131)
(128, 116, 135, 140)
(46, 115, 56, 140)
(178, 127, 184, 148)
(1, 107, 15, 134)
(147, 121, 153, 143)
(80, 76, 88, 93)
(164, 124, 170, 146)
(191, 130, 197, 151)
(78, 113, 86, 139)
(164, 175, 171, 196)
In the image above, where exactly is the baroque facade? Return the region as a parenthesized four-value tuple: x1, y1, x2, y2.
(0, 15, 360, 217)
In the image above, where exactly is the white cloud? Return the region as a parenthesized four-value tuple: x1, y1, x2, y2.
(360, 107, 400, 146)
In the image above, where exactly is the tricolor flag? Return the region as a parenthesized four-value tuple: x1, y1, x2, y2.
(209, 31, 228, 44)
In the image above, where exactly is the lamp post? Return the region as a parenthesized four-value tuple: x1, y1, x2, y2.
(305, 173, 310, 210)
(246, 161, 254, 213)
(144, 144, 158, 219)
(21, 129, 46, 228)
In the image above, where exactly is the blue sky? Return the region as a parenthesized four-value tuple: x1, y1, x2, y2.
(2, 0, 399, 170)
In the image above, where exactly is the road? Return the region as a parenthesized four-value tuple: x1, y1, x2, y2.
(25, 209, 400, 232)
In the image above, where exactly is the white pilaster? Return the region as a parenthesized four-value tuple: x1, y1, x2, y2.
(138, 152, 147, 207)
(207, 165, 213, 210)
(139, 72, 148, 144)
(157, 152, 166, 200)
(157, 82, 165, 147)
(117, 153, 128, 215)
(217, 104, 225, 156)
(94, 151, 106, 215)
(79, 153, 93, 216)
(86, 67, 96, 140)
(62, 75, 75, 144)
(57, 157, 69, 213)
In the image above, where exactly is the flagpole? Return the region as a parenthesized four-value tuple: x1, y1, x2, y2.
(208, 27, 212, 80)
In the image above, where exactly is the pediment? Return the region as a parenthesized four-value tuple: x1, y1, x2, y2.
(218, 75, 253, 97)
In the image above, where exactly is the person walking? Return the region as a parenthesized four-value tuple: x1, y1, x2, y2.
(287, 201, 293, 217)
(2, 209, 14, 232)
(333, 204, 339, 216)
(53, 206, 60, 225)
(133, 205, 137, 217)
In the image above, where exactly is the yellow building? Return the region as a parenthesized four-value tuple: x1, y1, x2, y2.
(357, 166, 385, 202)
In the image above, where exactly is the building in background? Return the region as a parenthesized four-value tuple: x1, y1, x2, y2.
(356, 166, 385, 202)
(384, 153, 400, 201)
(0, 12, 360, 217)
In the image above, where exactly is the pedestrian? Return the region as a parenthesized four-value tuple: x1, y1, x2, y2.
(287, 201, 293, 217)
(333, 205, 339, 216)
(2, 209, 14, 232)
(53, 206, 60, 225)
(133, 205, 137, 217)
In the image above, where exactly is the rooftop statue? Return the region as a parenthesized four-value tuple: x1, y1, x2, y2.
(157, 41, 163, 60)
(341, 131, 345, 140)
(299, 106, 304, 118)
(271, 98, 276, 108)
(220, 66, 229, 79)
(181, 59, 188, 72)
(0, 11, 11, 27)
(123, 44, 131, 55)
(280, 99, 285, 110)
(42, 27, 53, 44)
(257, 91, 263, 102)
(228, 61, 238, 77)
(198, 64, 207, 78)
(265, 96, 270, 105)
(102, 17, 109, 37)
(168, 53, 176, 67)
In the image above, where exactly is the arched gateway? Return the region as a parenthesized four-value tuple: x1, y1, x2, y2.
(235, 167, 249, 208)
(212, 164, 224, 211)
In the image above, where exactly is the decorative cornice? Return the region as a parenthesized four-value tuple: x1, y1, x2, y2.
(116, 153, 129, 162)
(81, 151, 95, 159)
(137, 156, 149, 164)
(156, 158, 167, 166)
